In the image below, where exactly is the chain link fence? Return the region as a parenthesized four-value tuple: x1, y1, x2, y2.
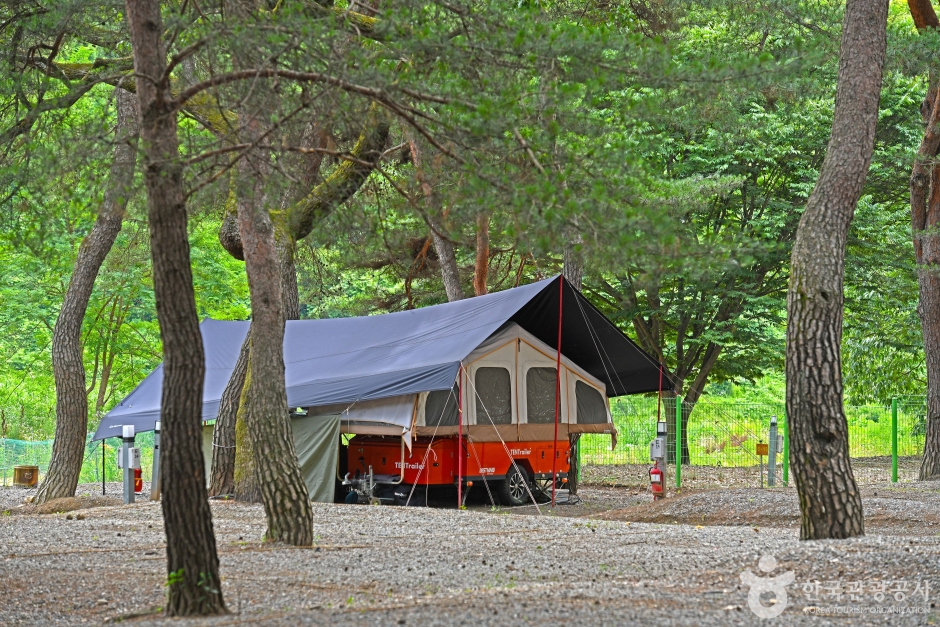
(0, 396, 928, 489)
(0, 433, 155, 487)
(579, 395, 927, 486)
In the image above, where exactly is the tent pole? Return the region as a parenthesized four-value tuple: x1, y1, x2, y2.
(458, 365, 463, 509)
(552, 276, 564, 507)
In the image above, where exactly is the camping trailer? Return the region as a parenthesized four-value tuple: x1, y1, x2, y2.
(94, 275, 668, 507)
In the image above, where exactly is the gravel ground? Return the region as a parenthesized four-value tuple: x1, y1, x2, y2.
(582, 457, 925, 490)
(2, 480, 939, 627)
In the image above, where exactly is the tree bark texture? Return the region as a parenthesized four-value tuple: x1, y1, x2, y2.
(907, 0, 940, 480)
(408, 136, 464, 301)
(563, 228, 584, 291)
(785, 0, 886, 541)
(124, 0, 225, 614)
(208, 330, 249, 497)
(35, 88, 138, 503)
(220, 235, 299, 502)
(215, 112, 386, 497)
(474, 213, 490, 296)
(234, 129, 313, 545)
(233, 366, 261, 502)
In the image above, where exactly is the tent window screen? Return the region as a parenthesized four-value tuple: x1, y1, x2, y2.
(425, 384, 459, 427)
(576, 381, 607, 424)
(474, 367, 512, 425)
(526, 367, 558, 424)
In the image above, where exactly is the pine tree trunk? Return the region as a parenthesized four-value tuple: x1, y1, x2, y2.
(219, 235, 300, 501)
(430, 218, 464, 302)
(786, 0, 886, 541)
(233, 108, 313, 544)
(474, 213, 490, 296)
(124, 0, 225, 614)
(208, 331, 249, 497)
(233, 363, 262, 502)
(563, 229, 583, 291)
(407, 135, 464, 301)
(35, 88, 138, 504)
(907, 1, 940, 481)
(911, 93, 940, 480)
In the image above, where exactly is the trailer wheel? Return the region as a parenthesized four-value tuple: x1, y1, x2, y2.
(497, 464, 532, 506)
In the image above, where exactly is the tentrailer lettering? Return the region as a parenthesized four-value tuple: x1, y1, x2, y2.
(395, 462, 425, 470)
(510, 448, 531, 456)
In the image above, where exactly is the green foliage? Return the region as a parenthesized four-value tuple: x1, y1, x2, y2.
(0, 0, 934, 441)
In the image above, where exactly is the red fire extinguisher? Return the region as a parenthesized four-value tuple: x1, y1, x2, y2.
(134, 468, 143, 493)
(649, 461, 663, 501)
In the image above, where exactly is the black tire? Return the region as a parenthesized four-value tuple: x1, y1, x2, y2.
(497, 464, 532, 506)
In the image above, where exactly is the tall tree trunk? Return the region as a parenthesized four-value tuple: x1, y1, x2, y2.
(907, 0, 940, 480)
(35, 88, 138, 504)
(124, 0, 225, 614)
(220, 237, 299, 502)
(786, 0, 886, 541)
(234, 136, 313, 545)
(474, 213, 490, 296)
(563, 228, 583, 291)
(677, 342, 722, 465)
(232, 366, 261, 501)
(408, 136, 464, 301)
(208, 331, 248, 497)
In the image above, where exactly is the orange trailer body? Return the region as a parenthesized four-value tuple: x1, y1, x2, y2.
(347, 435, 571, 485)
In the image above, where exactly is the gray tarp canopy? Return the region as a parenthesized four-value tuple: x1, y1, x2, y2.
(94, 275, 668, 440)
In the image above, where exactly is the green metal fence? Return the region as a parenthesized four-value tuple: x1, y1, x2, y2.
(579, 395, 927, 485)
(0, 433, 155, 487)
(0, 396, 929, 489)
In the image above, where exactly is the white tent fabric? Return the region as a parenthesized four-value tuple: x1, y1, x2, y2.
(308, 394, 417, 450)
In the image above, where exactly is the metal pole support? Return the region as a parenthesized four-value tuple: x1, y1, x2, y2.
(768, 416, 778, 487)
(675, 395, 682, 490)
(150, 421, 161, 500)
(891, 398, 898, 483)
(122, 425, 135, 505)
(782, 412, 789, 487)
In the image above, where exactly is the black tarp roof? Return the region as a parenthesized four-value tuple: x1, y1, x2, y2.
(94, 276, 670, 440)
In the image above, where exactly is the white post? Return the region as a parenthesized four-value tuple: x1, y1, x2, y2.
(122, 425, 135, 504)
(150, 421, 161, 501)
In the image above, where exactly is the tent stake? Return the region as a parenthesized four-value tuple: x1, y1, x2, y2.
(552, 276, 564, 507)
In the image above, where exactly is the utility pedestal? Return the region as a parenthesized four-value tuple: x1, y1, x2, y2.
(118, 425, 139, 505)
(768, 416, 778, 487)
(649, 420, 667, 500)
(150, 421, 161, 501)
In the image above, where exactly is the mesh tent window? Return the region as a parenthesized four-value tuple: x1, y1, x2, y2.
(474, 367, 512, 425)
(526, 367, 558, 424)
(576, 381, 607, 424)
(425, 384, 460, 427)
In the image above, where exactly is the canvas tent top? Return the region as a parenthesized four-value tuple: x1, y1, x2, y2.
(94, 275, 668, 440)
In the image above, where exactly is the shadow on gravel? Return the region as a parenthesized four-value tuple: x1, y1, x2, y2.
(593, 485, 940, 536)
(3, 494, 121, 515)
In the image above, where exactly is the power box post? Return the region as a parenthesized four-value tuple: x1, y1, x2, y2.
(782, 412, 789, 487)
(150, 421, 161, 501)
(121, 425, 135, 505)
(675, 395, 682, 490)
(768, 416, 778, 487)
(891, 397, 898, 483)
